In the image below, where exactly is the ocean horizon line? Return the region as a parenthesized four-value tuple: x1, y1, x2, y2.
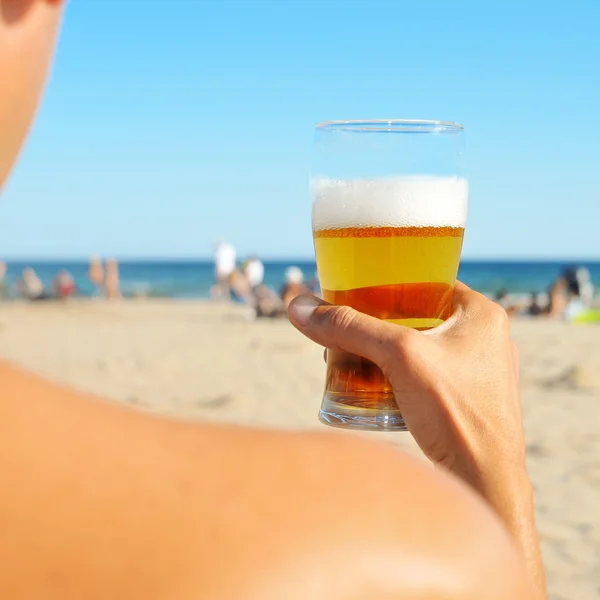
(2, 257, 598, 299)
(2, 256, 600, 264)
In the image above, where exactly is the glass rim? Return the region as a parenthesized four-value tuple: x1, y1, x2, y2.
(315, 119, 464, 133)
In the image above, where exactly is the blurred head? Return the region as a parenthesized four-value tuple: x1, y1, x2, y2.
(0, 260, 6, 280)
(0, 0, 63, 191)
(56, 268, 72, 282)
(285, 266, 304, 285)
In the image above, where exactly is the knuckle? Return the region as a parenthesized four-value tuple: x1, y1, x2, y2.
(379, 328, 426, 384)
(390, 325, 420, 349)
(458, 287, 488, 312)
(327, 305, 359, 332)
(386, 327, 421, 362)
(485, 299, 510, 328)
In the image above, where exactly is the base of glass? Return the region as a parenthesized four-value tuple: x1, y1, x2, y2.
(319, 395, 407, 432)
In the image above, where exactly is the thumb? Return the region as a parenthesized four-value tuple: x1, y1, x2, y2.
(288, 295, 418, 371)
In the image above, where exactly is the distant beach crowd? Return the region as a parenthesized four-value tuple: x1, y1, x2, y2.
(0, 257, 122, 301)
(210, 241, 320, 319)
(0, 245, 321, 317)
(495, 265, 598, 323)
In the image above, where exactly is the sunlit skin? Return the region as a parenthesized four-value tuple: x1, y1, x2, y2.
(0, 2, 544, 599)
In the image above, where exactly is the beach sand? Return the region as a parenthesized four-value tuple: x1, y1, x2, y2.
(1, 299, 599, 599)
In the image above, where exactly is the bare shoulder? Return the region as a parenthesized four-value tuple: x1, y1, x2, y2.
(203, 428, 533, 600)
(0, 364, 532, 600)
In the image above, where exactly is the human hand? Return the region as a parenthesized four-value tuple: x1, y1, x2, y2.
(288, 282, 525, 494)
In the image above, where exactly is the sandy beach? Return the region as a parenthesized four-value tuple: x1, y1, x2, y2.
(1, 299, 599, 599)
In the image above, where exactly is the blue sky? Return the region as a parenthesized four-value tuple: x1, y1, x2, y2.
(1, 0, 599, 260)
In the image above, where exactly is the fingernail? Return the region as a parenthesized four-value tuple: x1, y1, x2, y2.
(289, 295, 321, 326)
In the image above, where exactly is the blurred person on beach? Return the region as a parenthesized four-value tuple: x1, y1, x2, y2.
(104, 258, 122, 299)
(526, 291, 544, 317)
(307, 269, 322, 297)
(494, 287, 519, 316)
(0, 2, 545, 600)
(494, 287, 509, 306)
(0, 260, 6, 298)
(53, 269, 76, 300)
(230, 265, 283, 317)
(253, 283, 286, 318)
(280, 265, 310, 308)
(243, 255, 264, 289)
(88, 255, 104, 296)
(562, 265, 582, 298)
(228, 266, 253, 304)
(545, 266, 595, 321)
(17, 267, 50, 301)
(249, 277, 291, 318)
(211, 240, 236, 299)
(575, 267, 594, 308)
(562, 265, 594, 312)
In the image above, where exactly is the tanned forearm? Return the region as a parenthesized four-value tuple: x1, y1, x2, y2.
(451, 451, 546, 600)
(483, 471, 546, 600)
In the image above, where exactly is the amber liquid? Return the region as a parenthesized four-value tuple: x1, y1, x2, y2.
(313, 225, 464, 417)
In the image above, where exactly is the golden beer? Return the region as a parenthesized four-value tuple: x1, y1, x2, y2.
(314, 225, 464, 418)
(311, 175, 467, 429)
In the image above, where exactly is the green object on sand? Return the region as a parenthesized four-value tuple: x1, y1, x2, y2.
(572, 309, 600, 324)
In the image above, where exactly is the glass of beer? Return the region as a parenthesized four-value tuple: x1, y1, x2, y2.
(311, 120, 467, 431)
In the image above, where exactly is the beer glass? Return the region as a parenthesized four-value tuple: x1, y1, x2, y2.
(311, 120, 467, 431)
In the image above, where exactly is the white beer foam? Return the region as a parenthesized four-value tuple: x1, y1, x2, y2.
(312, 176, 468, 230)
